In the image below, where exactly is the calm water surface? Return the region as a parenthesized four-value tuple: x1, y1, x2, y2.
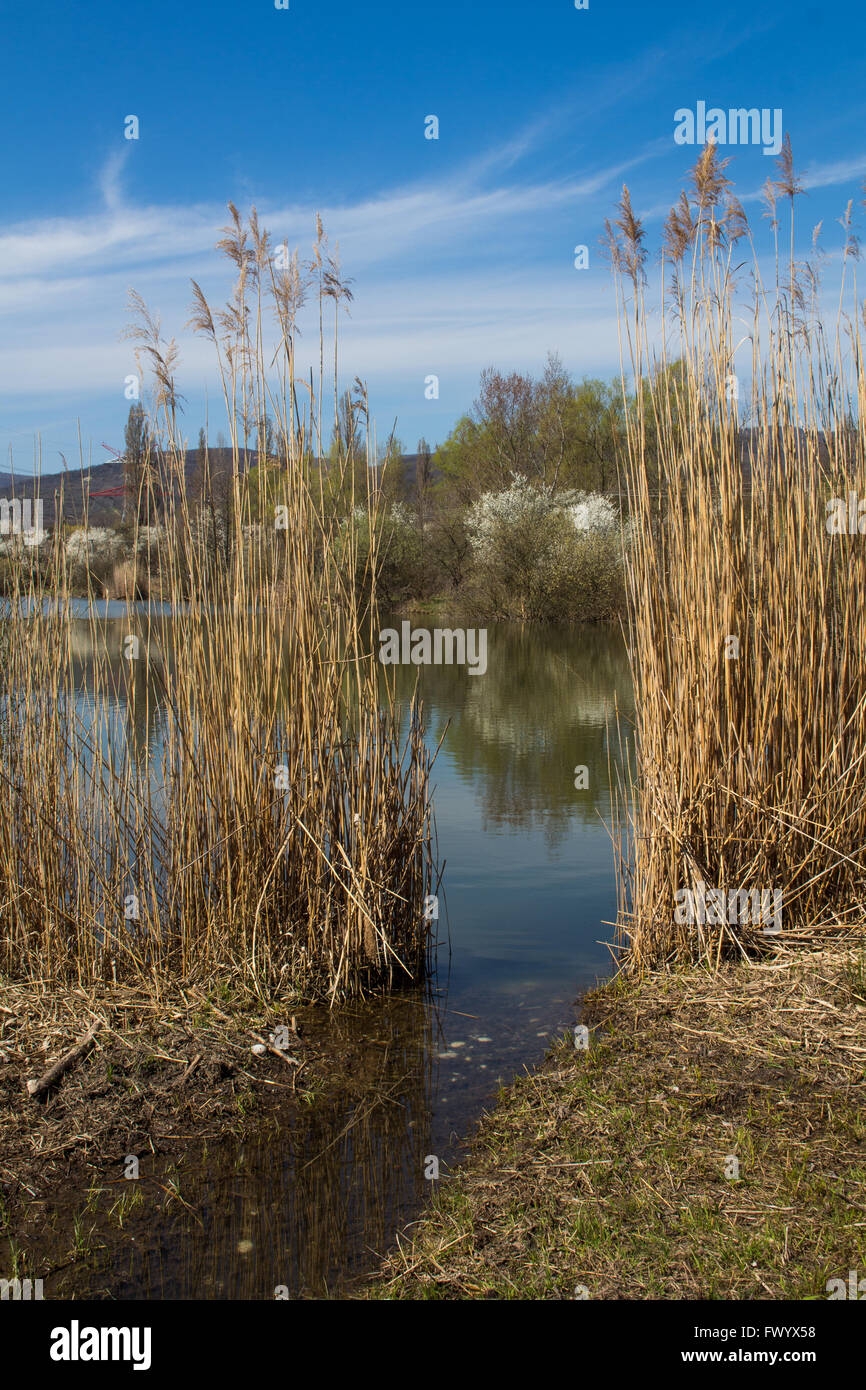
(36, 615, 633, 1298)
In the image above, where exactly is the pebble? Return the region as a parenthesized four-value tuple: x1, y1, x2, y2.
(251, 1043, 266, 1056)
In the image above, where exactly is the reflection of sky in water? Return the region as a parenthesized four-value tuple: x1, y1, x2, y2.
(41, 615, 633, 1297)
(399, 622, 633, 1156)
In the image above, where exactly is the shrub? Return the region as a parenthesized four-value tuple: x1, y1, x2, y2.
(107, 559, 148, 600)
(64, 527, 127, 595)
(337, 502, 427, 606)
(567, 492, 619, 534)
(465, 477, 625, 620)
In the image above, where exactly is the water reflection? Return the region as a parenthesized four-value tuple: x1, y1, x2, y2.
(47, 997, 436, 1299)
(388, 622, 632, 841)
(21, 613, 633, 1298)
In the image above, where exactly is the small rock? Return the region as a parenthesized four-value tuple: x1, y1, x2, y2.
(251, 1043, 266, 1056)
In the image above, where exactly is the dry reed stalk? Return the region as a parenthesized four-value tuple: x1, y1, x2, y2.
(0, 208, 435, 1002)
(607, 143, 866, 968)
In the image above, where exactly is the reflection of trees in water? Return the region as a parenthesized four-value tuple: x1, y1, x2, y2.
(65, 617, 632, 854)
(390, 623, 634, 845)
(55, 996, 436, 1299)
(66, 618, 171, 772)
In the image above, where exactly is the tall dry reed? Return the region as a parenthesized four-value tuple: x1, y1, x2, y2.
(0, 206, 434, 1003)
(608, 142, 866, 967)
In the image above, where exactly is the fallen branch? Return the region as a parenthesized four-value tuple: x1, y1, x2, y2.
(26, 1023, 99, 1100)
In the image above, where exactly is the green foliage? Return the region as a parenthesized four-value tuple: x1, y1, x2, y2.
(464, 478, 626, 621)
(433, 356, 631, 504)
(336, 502, 427, 607)
(243, 459, 288, 521)
(424, 506, 471, 592)
(124, 402, 151, 524)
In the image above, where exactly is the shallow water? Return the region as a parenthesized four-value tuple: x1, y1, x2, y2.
(29, 617, 633, 1298)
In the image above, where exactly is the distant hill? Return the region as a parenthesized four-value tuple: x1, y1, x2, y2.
(0, 447, 438, 528)
(0, 432, 829, 530)
(0, 448, 258, 528)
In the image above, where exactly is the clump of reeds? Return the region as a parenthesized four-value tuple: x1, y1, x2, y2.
(0, 206, 435, 1002)
(107, 558, 147, 600)
(607, 141, 866, 968)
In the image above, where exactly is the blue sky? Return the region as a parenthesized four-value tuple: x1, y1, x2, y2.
(2, 0, 865, 473)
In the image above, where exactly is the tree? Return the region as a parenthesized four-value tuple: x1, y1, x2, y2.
(329, 388, 365, 463)
(563, 377, 626, 493)
(433, 356, 627, 503)
(415, 437, 434, 525)
(124, 403, 150, 523)
(376, 433, 408, 508)
(322, 388, 369, 519)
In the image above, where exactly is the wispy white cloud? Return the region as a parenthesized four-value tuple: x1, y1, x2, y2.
(3, 59, 859, 466)
(0, 154, 660, 288)
(0, 130, 656, 426)
(98, 146, 133, 214)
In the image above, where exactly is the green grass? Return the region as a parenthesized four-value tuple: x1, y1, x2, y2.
(367, 949, 866, 1300)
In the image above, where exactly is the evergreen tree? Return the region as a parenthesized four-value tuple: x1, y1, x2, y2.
(124, 403, 149, 523)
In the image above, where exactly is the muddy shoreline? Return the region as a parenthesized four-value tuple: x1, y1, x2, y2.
(1, 977, 414, 1295)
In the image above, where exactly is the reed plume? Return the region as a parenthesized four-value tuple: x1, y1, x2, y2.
(0, 208, 435, 1003)
(609, 143, 866, 968)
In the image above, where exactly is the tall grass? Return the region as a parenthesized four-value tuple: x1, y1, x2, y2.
(0, 206, 435, 1003)
(608, 143, 866, 968)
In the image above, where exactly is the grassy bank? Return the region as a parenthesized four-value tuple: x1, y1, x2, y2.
(368, 941, 866, 1299)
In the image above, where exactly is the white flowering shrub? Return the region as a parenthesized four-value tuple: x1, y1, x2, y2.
(466, 477, 554, 564)
(566, 492, 618, 534)
(65, 528, 125, 563)
(134, 525, 166, 553)
(63, 527, 129, 595)
(380, 501, 417, 538)
(465, 477, 625, 620)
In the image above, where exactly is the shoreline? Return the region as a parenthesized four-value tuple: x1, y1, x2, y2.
(6, 934, 864, 1301)
(365, 939, 866, 1300)
(0, 978, 340, 1289)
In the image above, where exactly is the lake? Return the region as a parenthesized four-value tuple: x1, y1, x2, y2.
(33, 613, 633, 1298)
